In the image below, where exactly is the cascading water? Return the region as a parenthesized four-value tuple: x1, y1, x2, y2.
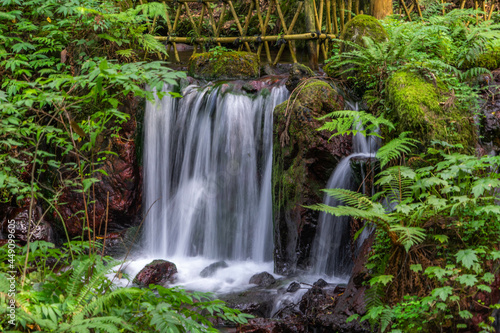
(142, 82, 288, 265)
(311, 103, 378, 277)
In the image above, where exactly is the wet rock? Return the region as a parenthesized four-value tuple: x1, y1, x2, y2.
(221, 290, 275, 318)
(0, 200, 54, 243)
(273, 79, 350, 275)
(238, 317, 306, 332)
(313, 278, 329, 288)
(249, 272, 276, 287)
(101, 226, 141, 258)
(133, 259, 178, 287)
(188, 51, 260, 80)
(285, 63, 314, 92)
(286, 282, 301, 293)
(200, 260, 228, 278)
(479, 83, 500, 153)
(262, 63, 292, 76)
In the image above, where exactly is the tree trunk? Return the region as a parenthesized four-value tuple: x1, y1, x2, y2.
(304, 0, 318, 70)
(370, 0, 392, 19)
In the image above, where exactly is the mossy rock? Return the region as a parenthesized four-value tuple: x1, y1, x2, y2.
(460, 46, 500, 70)
(386, 69, 476, 151)
(285, 63, 315, 92)
(188, 51, 260, 80)
(273, 79, 351, 275)
(340, 14, 388, 52)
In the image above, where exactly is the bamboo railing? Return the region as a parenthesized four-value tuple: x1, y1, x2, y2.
(151, 0, 499, 64)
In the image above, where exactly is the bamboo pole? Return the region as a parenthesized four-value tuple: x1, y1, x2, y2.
(163, 2, 181, 63)
(400, 0, 412, 21)
(204, 3, 220, 46)
(256, 0, 273, 63)
(184, 2, 202, 53)
(155, 33, 336, 43)
(347, 0, 352, 21)
(313, 0, 328, 60)
(326, 0, 332, 54)
(273, 0, 299, 63)
(442, 0, 446, 15)
(197, 3, 206, 34)
(216, 3, 227, 37)
(332, 0, 338, 34)
(166, 4, 182, 54)
(228, 0, 252, 52)
(355, 0, 359, 15)
(487, 3, 496, 20)
(460, 0, 466, 9)
(415, 0, 423, 18)
(482, 1, 487, 20)
(239, 1, 255, 51)
(339, 0, 345, 33)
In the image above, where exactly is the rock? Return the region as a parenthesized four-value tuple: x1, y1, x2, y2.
(55, 95, 143, 237)
(188, 51, 260, 80)
(221, 289, 275, 318)
(273, 79, 350, 275)
(479, 83, 500, 153)
(249, 272, 276, 287)
(101, 226, 141, 258)
(313, 279, 328, 288)
(133, 259, 178, 287)
(238, 317, 306, 332)
(285, 63, 315, 92)
(199, 260, 228, 278)
(286, 282, 301, 293)
(0, 200, 54, 243)
(385, 69, 476, 152)
(262, 63, 292, 76)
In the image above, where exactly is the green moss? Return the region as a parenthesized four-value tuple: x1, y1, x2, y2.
(188, 51, 260, 80)
(340, 14, 388, 51)
(386, 69, 476, 151)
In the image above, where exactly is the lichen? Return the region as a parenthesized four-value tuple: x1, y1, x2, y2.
(340, 14, 388, 51)
(386, 69, 476, 151)
(188, 51, 260, 80)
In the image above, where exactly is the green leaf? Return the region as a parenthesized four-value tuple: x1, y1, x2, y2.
(477, 284, 491, 292)
(369, 275, 394, 286)
(410, 264, 422, 272)
(433, 234, 449, 244)
(457, 274, 478, 287)
(455, 249, 478, 269)
(431, 286, 453, 301)
(459, 310, 473, 319)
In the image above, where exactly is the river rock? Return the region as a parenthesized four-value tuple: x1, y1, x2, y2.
(249, 272, 276, 287)
(285, 63, 315, 92)
(238, 317, 306, 332)
(273, 79, 351, 275)
(133, 259, 178, 287)
(286, 281, 301, 293)
(313, 278, 329, 288)
(101, 226, 141, 258)
(221, 289, 275, 318)
(199, 260, 228, 278)
(188, 51, 260, 80)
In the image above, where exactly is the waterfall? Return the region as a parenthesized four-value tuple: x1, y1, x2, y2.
(143, 82, 288, 263)
(311, 103, 378, 277)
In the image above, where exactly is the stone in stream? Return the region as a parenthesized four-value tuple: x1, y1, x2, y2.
(285, 63, 315, 92)
(313, 278, 329, 288)
(286, 281, 301, 293)
(188, 50, 260, 80)
(199, 260, 228, 278)
(249, 271, 276, 287)
(133, 259, 177, 287)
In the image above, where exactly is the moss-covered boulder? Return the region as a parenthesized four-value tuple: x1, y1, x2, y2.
(386, 69, 476, 150)
(273, 79, 351, 275)
(340, 15, 388, 52)
(285, 63, 315, 92)
(188, 51, 260, 80)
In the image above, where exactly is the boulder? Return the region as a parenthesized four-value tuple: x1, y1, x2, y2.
(188, 51, 260, 80)
(285, 63, 315, 92)
(133, 259, 178, 287)
(221, 289, 275, 318)
(100, 226, 141, 258)
(273, 79, 351, 275)
(238, 317, 306, 332)
(0, 200, 54, 243)
(385, 69, 476, 151)
(313, 279, 328, 288)
(199, 261, 228, 278)
(249, 272, 276, 287)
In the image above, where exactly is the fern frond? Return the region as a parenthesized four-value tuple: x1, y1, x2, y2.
(375, 166, 416, 204)
(376, 131, 418, 168)
(389, 225, 426, 252)
(317, 110, 394, 138)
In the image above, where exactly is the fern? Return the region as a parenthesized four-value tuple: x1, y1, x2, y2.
(376, 131, 418, 168)
(317, 110, 394, 139)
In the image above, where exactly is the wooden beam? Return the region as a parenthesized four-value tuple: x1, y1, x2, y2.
(156, 33, 336, 43)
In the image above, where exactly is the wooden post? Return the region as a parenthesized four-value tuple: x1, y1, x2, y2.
(305, 0, 319, 69)
(339, 0, 345, 33)
(239, 1, 255, 51)
(332, 0, 338, 34)
(400, 0, 412, 21)
(415, 0, 423, 18)
(204, 3, 221, 46)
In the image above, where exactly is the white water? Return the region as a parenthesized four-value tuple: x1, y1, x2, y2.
(140, 82, 288, 291)
(311, 104, 378, 277)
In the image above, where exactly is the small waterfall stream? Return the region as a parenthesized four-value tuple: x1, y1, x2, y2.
(311, 104, 378, 277)
(141, 82, 288, 286)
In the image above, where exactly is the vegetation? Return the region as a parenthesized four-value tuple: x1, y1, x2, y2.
(0, 0, 250, 332)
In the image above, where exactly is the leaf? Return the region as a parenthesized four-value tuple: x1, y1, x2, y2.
(477, 284, 492, 292)
(433, 235, 449, 244)
(455, 249, 478, 269)
(457, 274, 478, 287)
(459, 310, 473, 319)
(410, 264, 422, 272)
(431, 286, 453, 301)
(369, 275, 394, 286)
